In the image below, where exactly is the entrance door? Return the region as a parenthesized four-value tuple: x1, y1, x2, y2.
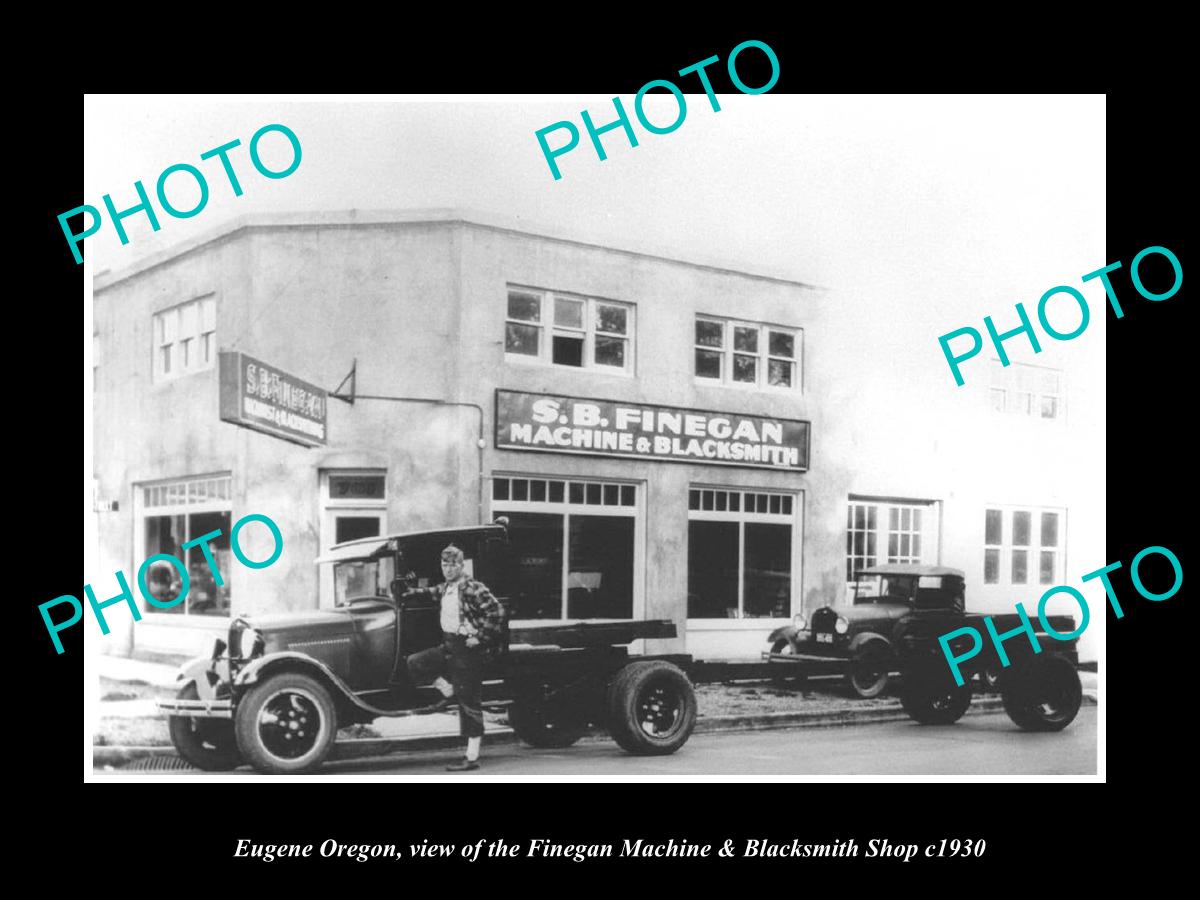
(319, 470, 387, 607)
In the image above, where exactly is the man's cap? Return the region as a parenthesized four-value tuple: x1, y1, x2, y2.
(441, 544, 464, 563)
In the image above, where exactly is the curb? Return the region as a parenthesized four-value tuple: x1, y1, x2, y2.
(94, 692, 1099, 768)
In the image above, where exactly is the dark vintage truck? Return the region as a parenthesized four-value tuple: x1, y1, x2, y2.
(157, 521, 697, 774)
(766, 564, 1084, 730)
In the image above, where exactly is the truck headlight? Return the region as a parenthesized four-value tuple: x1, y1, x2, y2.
(834, 616, 849, 635)
(239, 627, 263, 660)
(793, 613, 808, 631)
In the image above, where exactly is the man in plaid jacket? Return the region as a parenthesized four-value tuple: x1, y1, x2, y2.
(403, 544, 505, 771)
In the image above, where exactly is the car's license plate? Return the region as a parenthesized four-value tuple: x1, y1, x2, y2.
(816, 633, 833, 643)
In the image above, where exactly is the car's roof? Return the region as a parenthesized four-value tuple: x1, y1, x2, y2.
(316, 524, 506, 565)
(859, 564, 965, 577)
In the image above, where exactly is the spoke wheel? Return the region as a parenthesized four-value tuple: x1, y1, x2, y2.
(167, 683, 241, 771)
(606, 660, 697, 756)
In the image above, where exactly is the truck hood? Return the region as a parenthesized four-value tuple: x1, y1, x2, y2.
(242, 608, 357, 640)
(826, 603, 911, 622)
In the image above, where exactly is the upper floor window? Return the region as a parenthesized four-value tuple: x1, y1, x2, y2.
(989, 362, 1063, 420)
(983, 505, 1064, 586)
(505, 287, 633, 373)
(154, 296, 216, 383)
(695, 316, 801, 390)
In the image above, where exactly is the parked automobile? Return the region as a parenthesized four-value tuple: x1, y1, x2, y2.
(765, 564, 965, 698)
(158, 521, 697, 774)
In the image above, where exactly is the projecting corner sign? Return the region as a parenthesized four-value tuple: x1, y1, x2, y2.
(219, 351, 328, 447)
(495, 390, 809, 472)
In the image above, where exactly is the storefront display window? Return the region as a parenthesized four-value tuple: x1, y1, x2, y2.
(492, 476, 638, 620)
(687, 488, 797, 619)
(141, 475, 232, 615)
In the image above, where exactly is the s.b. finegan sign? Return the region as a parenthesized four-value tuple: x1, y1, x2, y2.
(496, 390, 809, 471)
(219, 351, 327, 447)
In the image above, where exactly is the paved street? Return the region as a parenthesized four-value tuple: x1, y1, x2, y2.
(111, 706, 1096, 777)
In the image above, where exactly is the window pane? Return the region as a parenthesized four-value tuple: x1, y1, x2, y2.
(493, 479, 509, 501)
(887, 534, 897, 557)
(769, 331, 795, 358)
(1012, 549, 1028, 584)
(144, 514, 187, 614)
(620, 485, 635, 506)
(530, 480, 546, 502)
(567, 515, 634, 619)
(179, 301, 198, 340)
(549, 481, 565, 503)
(901, 508, 911, 529)
(702, 490, 714, 511)
(695, 319, 723, 348)
(552, 334, 584, 366)
(594, 336, 626, 368)
(554, 297, 583, 329)
(781, 495, 792, 515)
(1013, 511, 1031, 545)
(1041, 396, 1058, 419)
(744, 523, 791, 618)
(505, 322, 540, 356)
(985, 509, 1002, 545)
(688, 521, 739, 618)
(586, 483, 601, 505)
(596, 304, 627, 335)
(1010, 391, 1032, 415)
(695, 349, 721, 379)
(507, 292, 541, 323)
(732, 354, 757, 383)
(689, 489, 700, 510)
(867, 506, 877, 529)
(715, 491, 727, 511)
(603, 484, 619, 505)
(767, 359, 793, 387)
(889, 507, 898, 530)
(984, 548, 1000, 584)
(200, 297, 216, 331)
(188, 510, 233, 616)
(500, 512, 563, 619)
(728, 492, 739, 511)
(335, 515, 380, 545)
(569, 482, 584, 504)
(329, 474, 386, 500)
(1040, 550, 1056, 584)
(1041, 512, 1059, 547)
(162, 346, 171, 375)
(733, 326, 758, 353)
(912, 535, 921, 558)
(513, 479, 528, 501)
(769, 494, 781, 514)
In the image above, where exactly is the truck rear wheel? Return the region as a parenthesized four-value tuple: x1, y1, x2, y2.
(234, 671, 338, 774)
(167, 683, 241, 771)
(508, 681, 587, 749)
(606, 660, 697, 755)
(900, 662, 972, 725)
(1001, 654, 1082, 732)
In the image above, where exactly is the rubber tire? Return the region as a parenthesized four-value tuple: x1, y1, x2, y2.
(508, 684, 587, 749)
(234, 671, 338, 774)
(1001, 654, 1083, 732)
(847, 648, 891, 699)
(769, 639, 808, 689)
(167, 683, 242, 771)
(606, 660, 697, 756)
(900, 665, 973, 725)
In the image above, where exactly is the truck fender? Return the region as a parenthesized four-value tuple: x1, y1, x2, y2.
(233, 651, 378, 717)
(768, 625, 799, 646)
(173, 656, 225, 700)
(847, 633, 892, 658)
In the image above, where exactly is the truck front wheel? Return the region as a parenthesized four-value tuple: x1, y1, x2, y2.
(606, 661, 697, 755)
(1001, 654, 1082, 732)
(168, 683, 242, 771)
(234, 672, 338, 774)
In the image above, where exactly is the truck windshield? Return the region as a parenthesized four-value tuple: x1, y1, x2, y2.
(333, 556, 395, 607)
(854, 574, 916, 603)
